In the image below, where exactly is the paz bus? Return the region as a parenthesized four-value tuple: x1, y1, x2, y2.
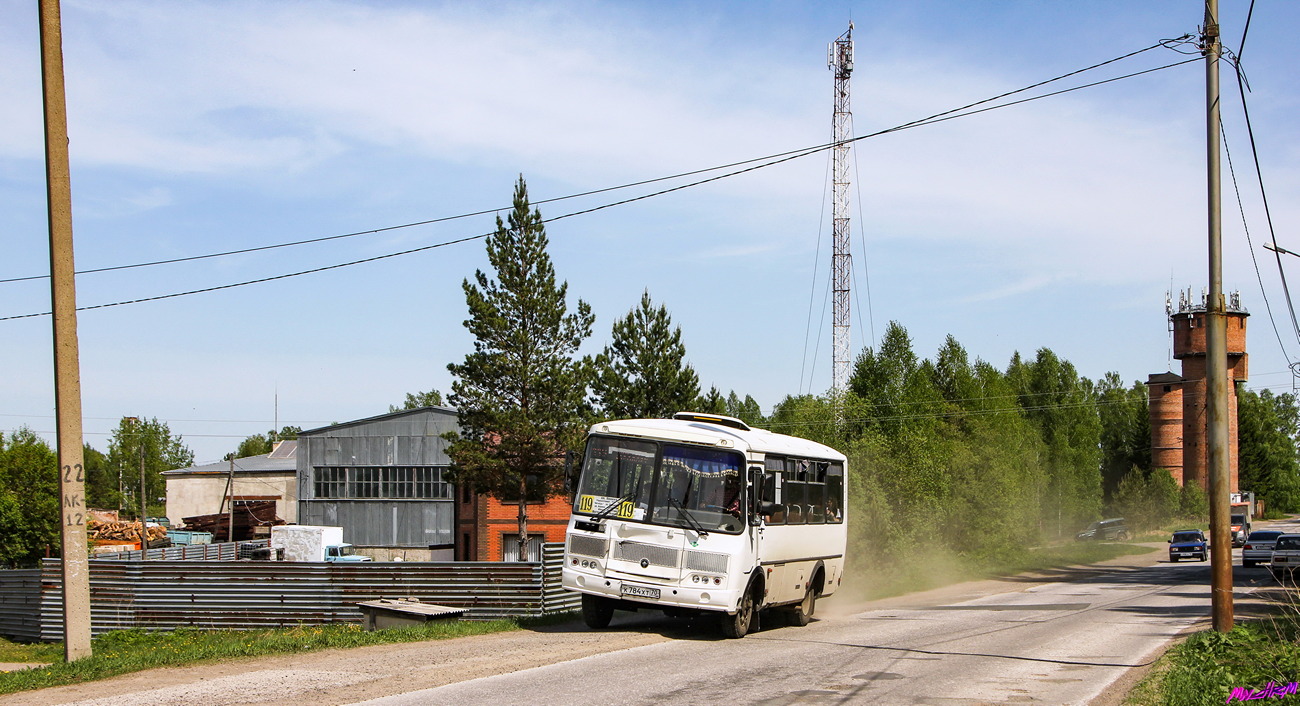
(561, 412, 847, 638)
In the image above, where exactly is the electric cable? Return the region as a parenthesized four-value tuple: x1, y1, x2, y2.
(2, 38, 1193, 287)
(849, 115, 876, 351)
(1221, 118, 1293, 368)
(1, 42, 1201, 322)
(1238, 0, 1256, 61)
(1228, 53, 1300, 355)
(800, 149, 834, 396)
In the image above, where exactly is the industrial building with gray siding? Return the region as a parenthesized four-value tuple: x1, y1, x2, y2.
(296, 407, 461, 559)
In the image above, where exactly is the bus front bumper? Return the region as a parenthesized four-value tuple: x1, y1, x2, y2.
(562, 566, 740, 613)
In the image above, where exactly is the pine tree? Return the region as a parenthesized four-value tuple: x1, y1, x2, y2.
(591, 290, 698, 419)
(445, 176, 594, 559)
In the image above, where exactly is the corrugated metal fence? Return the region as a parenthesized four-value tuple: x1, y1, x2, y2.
(0, 543, 578, 642)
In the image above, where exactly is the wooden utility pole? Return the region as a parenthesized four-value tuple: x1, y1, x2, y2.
(38, 0, 92, 661)
(1203, 0, 1234, 632)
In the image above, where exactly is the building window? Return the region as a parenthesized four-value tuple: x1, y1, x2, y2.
(313, 466, 452, 500)
(502, 534, 544, 562)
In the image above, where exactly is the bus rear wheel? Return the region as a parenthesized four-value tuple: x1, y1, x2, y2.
(791, 584, 817, 627)
(720, 587, 755, 638)
(582, 594, 615, 629)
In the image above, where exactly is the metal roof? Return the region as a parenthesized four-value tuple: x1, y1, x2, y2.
(298, 405, 459, 437)
(163, 449, 297, 477)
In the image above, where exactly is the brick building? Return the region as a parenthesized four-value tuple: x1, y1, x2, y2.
(456, 486, 572, 561)
(1146, 289, 1248, 492)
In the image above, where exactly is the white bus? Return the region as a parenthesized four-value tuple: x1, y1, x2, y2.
(562, 412, 847, 638)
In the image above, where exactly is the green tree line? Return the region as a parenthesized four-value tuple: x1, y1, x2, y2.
(436, 176, 1300, 567)
(1, 418, 193, 568)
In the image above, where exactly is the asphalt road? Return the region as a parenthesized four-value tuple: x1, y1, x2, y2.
(359, 541, 1280, 706)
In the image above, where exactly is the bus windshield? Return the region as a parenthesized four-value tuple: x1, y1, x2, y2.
(574, 436, 745, 533)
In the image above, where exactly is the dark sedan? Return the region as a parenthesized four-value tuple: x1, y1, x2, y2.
(1168, 530, 1208, 562)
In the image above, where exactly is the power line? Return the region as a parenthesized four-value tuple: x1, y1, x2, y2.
(1, 42, 1200, 322)
(1227, 53, 1300, 359)
(1222, 119, 1292, 367)
(1, 39, 1189, 288)
(0, 145, 840, 285)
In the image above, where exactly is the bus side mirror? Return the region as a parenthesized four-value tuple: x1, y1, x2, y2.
(758, 501, 780, 517)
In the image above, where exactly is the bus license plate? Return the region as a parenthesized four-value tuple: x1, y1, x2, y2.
(622, 584, 660, 600)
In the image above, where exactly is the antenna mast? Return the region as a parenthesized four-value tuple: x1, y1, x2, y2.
(829, 23, 854, 394)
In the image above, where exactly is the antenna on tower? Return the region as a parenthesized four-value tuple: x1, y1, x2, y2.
(829, 23, 853, 396)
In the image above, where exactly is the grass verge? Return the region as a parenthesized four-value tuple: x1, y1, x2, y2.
(1125, 620, 1300, 705)
(0, 618, 541, 695)
(0, 638, 60, 665)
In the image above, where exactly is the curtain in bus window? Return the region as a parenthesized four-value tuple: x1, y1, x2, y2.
(656, 445, 741, 522)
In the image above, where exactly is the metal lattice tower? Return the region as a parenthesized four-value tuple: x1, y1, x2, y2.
(829, 24, 854, 394)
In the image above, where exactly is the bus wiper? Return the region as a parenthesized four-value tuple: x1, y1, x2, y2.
(590, 493, 635, 522)
(668, 495, 709, 538)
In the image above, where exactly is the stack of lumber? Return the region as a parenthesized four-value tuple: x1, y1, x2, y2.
(87, 519, 168, 544)
(182, 501, 284, 542)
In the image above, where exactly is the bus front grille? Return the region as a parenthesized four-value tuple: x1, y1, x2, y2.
(614, 541, 680, 568)
(686, 550, 729, 574)
(567, 533, 608, 558)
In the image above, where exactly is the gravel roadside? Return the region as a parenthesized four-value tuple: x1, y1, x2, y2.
(4, 543, 1260, 706)
(0, 627, 667, 706)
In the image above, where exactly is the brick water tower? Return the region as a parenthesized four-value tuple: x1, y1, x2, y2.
(1154, 288, 1248, 493)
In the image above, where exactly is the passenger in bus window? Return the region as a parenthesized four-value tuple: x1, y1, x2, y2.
(827, 495, 841, 522)
(705, 474, 742, 517)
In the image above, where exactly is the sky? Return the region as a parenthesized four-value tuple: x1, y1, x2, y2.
(3, 0, 1299, 466)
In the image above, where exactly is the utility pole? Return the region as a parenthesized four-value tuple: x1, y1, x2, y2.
(1203, 0, 1233, 632)
(227, 457, 235, 543)
(829, 23, 854, 396)
(139, 424, 148, 555)
(38, 0, 92, 661)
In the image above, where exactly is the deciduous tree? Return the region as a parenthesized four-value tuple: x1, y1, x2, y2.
(390, 389, 444, 412)
(226, 426, 301, 461)
(107, 417, 194, 519)
(0, 429, 59, 567)
(1238, 389, 1300, 512)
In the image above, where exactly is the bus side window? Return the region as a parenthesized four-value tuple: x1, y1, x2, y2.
(805, 461, 828, 524)
(806, 477, 825, 524)
(785, 477, 806, 524)
(763, 471, 785, 524)
(826, 463, 844, 524)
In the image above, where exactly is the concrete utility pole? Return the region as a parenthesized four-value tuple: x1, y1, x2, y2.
(38, 0, 92, 661)
(139, 430, 148, 554)
(829, 24, 854, 395)
(1203, 0, 1234, 632)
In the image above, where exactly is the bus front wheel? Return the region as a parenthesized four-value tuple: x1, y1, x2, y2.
(720, 587, 755, 638)
(582, 594, 615, 629)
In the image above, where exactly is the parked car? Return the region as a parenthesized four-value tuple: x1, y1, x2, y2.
(1076, 518, 1131, 541)
(1270, 534, 1300, 575)
(1243, 530, 1284, 567)
(1168, 529, 1208, 562)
